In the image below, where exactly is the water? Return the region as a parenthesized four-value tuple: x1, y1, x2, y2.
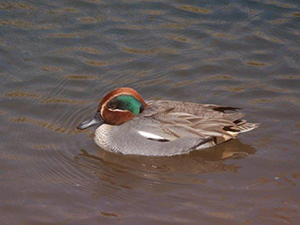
(0, 0, 300, 224)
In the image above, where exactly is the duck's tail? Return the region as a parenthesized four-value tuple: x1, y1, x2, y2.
(234, 120, 259, 133)
(213, 120, 259, 144)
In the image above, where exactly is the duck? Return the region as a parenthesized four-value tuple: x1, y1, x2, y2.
(77, 87, 258, 156)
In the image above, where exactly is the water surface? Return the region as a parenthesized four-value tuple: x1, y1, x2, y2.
(0, 0, 300, 224)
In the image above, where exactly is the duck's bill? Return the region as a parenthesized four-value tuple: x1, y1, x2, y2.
(77, 111, 104, 130)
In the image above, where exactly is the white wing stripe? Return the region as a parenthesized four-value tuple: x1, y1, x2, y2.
(138, 131, 165, 140)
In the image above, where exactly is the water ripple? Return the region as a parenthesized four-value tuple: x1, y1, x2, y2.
(1, 0, 300, 223)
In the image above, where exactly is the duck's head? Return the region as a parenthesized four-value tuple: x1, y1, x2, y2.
(77, 87, 148, 130)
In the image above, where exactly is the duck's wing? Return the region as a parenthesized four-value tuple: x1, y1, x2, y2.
(142, 100, 258, 144)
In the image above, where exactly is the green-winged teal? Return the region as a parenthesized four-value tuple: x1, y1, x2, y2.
(77, 87, 258, 156)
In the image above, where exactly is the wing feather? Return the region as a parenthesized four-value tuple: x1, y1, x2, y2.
(147, 100, 248, 141)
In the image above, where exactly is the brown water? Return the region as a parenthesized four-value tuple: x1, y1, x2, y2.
(1, 0, 300, 224)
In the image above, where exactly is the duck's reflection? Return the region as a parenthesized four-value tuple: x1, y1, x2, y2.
(76, 139, 256, 175)
(74, 140, 256, 201)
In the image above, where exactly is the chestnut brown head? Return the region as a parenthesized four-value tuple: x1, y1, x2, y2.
(77, 87, 148, 129)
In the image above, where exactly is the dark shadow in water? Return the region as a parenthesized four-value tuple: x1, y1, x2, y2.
(75, 139, 256, 175)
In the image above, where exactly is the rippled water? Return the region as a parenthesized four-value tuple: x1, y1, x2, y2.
(1, 0, 300, 224)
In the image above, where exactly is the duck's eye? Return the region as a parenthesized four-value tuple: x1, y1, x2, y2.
(107, 104, 117, 110)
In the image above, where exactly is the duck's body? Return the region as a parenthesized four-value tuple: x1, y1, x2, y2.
(78, 88, 258, 156)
